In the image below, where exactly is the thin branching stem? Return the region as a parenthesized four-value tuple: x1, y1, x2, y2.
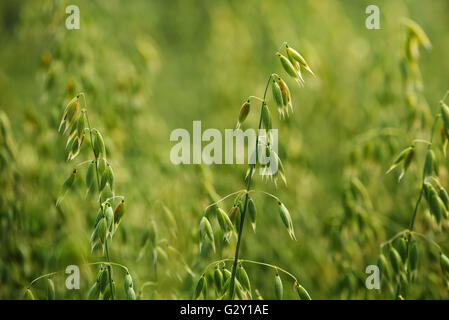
(139, 281, 157, 293)
(28, 261, 128, 288)
(249, 190, 281, 202)
(410, 231, 442, 252)
(441, 90, 449, 103)
(277, 42, 287, 53)
(204, 190, 246, 211)
(412, 139, 431, 146)
(248, 96, 265, 103)
(380, 229, 409, 248)
(29, 271, 60, 288)
(355, 127, 401, 143)
(229, 74, 272, 299)
(83, 94, 115, 300)
(75, 159, 93, 168)
(429, 114, 441, 144)
(394, 113, 440, 299)
(206, 258, 298, 283)
(103, 195, 125, 204)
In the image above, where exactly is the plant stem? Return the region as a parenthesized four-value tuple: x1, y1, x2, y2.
(207, 258, 298, 283)
(204, 189, 246, 211)
(408, 185, 424, 232)
(229, 75, 272, 299)
(394, 113, 439, 299)
(84, 104, 115, 300)
(28, 261, 128, 288)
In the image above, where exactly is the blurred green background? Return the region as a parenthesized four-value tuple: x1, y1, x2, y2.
(1, 0, 449, 299)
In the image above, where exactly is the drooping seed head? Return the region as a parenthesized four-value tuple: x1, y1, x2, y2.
(386, 146, 414, 174)
(105, 163, 115, 191)
(126, 286, 136, 300)
(274, 272, 283, 300)
(193, 275, 207, 300)
(248, 198, 257, 232)
(64, 168, 77, 190)
(377, 254, 391, 281)
(402, 18, 432, 50)
(98, 157, 107, 175)
(428, 188, 444, 224)
(46, 278, 55, 300)
(92, 129, 106, 158)
(440, 253, 449, 279)
(408, 241, 419, 273)
(97, 217, 107, 244)
(236, 263, 251, 292)
(104, 204, 114, 233)
(439, 187, 449, 212)
(59, 96, 79, 133)
(272, 79, 284, 108)
(235, 279, 244, 300)
(294, 281, 311, 300)
(261, 103, 272, 131)
(277, 202, 296, 240)
(86, 160, 96, 192)
(278, 78, 290, 107)
(98, 268, 108, 293)
(286, 44, 315, 77)
(440, 102, 449, 139)
(214, 266, 223, 294)
(200, 216, 214, 242)
(237, 100, 250, 129)
(124, 272, 133, 293)
(216, 207, 234, 233)
(148, 219, 158, 246)
(277, 52, 299, 78)
(23, 288, 35, 300)
(114, 200, 125, 227)
(231, 205, 242, 233)
(389, 246, 403, 274)
(396, 237, 408, 261)
(102, 280, 116, 300)
(87, 281, 100, 300)
(423, 148, 437, 179)
(286, 45, 307, 66)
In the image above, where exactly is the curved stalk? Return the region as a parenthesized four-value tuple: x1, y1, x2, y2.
(395, 113, 440, 299)
(228, 75, 272, 299)
(28, 261, 128, 288)
(206, 258, 298, 283)
(83, 95, 115, 300)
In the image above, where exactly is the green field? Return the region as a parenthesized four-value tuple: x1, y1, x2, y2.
(1, 0, 449, 300)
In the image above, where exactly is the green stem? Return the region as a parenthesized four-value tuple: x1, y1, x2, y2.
(380, 229, 408, 248)
(410, 231, 442, 252)
(412, 139, 431, 146)
(429, 114, 441, 144)
(29, 271, 60, 288)
(210, 258, 298, 283)
(394, 113, 440, 299)
(83, 97, 114, 300)
(28, 261, 128, 288)
(229, 75, 272, 299)
(250, 190, 281, 202)
(87, 261, 129, 272)
(441, 90, 449, 103)
(104, 240, 114, 299)
(203, 189, 245, 211)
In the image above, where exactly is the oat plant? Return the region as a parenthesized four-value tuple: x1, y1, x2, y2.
(400, 18, 432, 128)
(194, 43, 315, 300)
(25, 93, 136, 300)
(378, 90, 449, 299)
(374, 19, 449, 299)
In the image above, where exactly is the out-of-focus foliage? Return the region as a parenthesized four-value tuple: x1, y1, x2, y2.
(1, 0, 449, 299)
